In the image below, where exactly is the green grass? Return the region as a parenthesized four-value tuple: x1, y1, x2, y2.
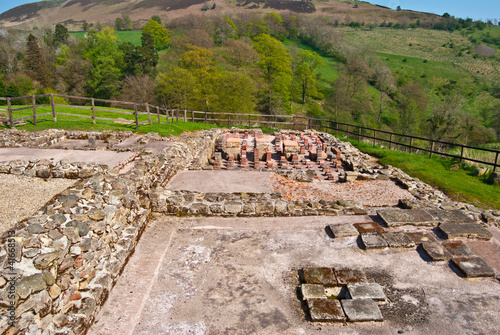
(349, 139, 500, 210)
(0, 105, 219, 137)
(70, 31, 143, 46)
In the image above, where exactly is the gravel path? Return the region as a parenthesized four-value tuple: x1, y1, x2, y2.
(271, 174, 415, 206)
(0, 174, 75, 232)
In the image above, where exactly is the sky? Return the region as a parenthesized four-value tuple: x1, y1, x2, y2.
(0, 0, 499, 22)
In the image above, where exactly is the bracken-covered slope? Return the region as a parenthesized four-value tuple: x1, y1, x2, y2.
(0, 0, 440, 30)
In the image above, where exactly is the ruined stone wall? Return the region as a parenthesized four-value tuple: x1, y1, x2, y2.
(0, 129, 222, 335)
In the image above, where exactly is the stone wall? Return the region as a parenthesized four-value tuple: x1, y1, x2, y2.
(0, 129, 221, 335)
(0, 160, 108, 180)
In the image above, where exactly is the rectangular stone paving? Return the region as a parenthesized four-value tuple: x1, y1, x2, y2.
(442, 240, 475, 258)
(341, 298, 384, 322)
(328, 223, 359, 238)
(426, 209, 476, 224)
(353, 222, 384, 234)
(408, 231, 439, 244)
(334, 268, 368, 285)
(377, 209, 436, 227)
(307, 299, 346, 322)
(421, 241, 453, 261)
(451, 257, 496, 278)
(301, 284, 327, 300)
(439, 223, 493, 240)
(347, 283, 386, 302)
(360, 233, 388, 249)
(301, 268, 337, 287)
(382, 232, 416, 248)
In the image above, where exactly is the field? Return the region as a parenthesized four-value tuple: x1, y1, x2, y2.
(70, 30, 143, 46)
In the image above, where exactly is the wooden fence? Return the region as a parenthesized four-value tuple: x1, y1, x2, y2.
(1, 93, 499, 172)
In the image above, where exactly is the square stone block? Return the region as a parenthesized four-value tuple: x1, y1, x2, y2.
(426, 209, 476, 224)
(382, 232, 415, 248)
(328, 223, 359, 238)
(442, 240, 475, 258)
(377, 209, 436, 227)
(302, 268, 337, 287)
(341, 298, 384, 322)
(226, 138, 241, 148)
(408, 231, 439, 244)
(439, 223, 492, 240)
(360, 234, 388, 249)
(421, 241, 452, 261)
(451, 257, 495, 278)
(307, 299, 346, 322)
(347, 283, 386, 302)
(301, 284, 326, 300)
(335, 268, 368, 285)
(353, 222, 384, 234)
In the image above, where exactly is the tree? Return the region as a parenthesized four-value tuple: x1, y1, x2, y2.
(123, 14, 133, 30)
(138, 32, 158, 76)
(398, 83, 427, 135)
(156, 66, 198, 110)
(151, 15, 162, 25)
(142, 19, 171, 49)
(55, 42, 91, 98)
(397, 6, 401, 11)
(82, 20, 90, 32)
(371, 61, 395, 124)
(210, 71, 256, 114)
(54, 24, 69, 46)
(222, 38, 259, 68)
(253, 34, 293, 114)
(294, 50, 323, 104)
(120, 75, 155, 104)
(115, 17, 124, 31)
(25, 34, 49, 87)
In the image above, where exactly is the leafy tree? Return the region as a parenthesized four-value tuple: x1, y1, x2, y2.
(138, 32, 158, 76)
(6, 82, 21, 104)
(253, 34, 292, 114)
(55, 42, 91, 98)
(142, 19, 171, 50)
(123, 14, 133, 30)
(156, 66, 197, 109)
(25, 34, 49, 87)
(371, 61, 395, 124)
(210, 71, 256, 114)
(115, 17, 124, 31)
(398, 83, 427, 135)
(294, 50, 323, 104)
(222, 38, 259, 68)
(151, 15, 162, 25)
(120, 75, 155, 104)
(54, 24, 69, 46)
(82, 20, 90, 32)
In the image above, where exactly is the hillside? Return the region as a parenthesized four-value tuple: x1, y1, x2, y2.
(0, 0, 442, 30)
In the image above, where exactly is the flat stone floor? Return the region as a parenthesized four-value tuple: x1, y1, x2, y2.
(89, 216, 500, 335)
(0, 147, 135, 168)
(166, 170, 273, 193)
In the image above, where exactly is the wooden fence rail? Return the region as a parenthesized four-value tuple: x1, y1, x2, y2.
(1, 93, 499, 172)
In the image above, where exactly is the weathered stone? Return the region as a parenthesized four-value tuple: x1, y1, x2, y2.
(307, 299, 346, 322)
(347, 283, 386, 302)
(360, 234, 388, 249)
(334, 268, 368, 285)
(88, 209, 106, 221)
(341, 298, 384, 322)
(451, 257, 495, 278)
(36, 169, 50, 178)
(255, 201, 274, 214)
(427, 209, 476, 224)
(16, 290, 51, 318)
(487, 172, 500, 186)
(439, 223, 492, 240)
(66, 220, 90, 237)
(301, 284, 326, 300)
(42, 270, 55, 286)
(302, 268, 337, 287)
(381, 232, 415, 248)
(49, 284, 62, 299)
(421, 242, 452, 261)
(474, 167, 489, 176)
(328, 223, 358, 238)
(79, 169, 94, 178)
(52, 313, 68, 327)
(377, 209, 436, 227)
(408, 231, 438, 244)
(442, 240, 475, 258)
(26, 224, 47, 234)
(190, 203, 209, 215)
(80, 297, 96, 318)
(51, 213, 67, 225)
(33, 250, 63, 269)
(353, 222, 384, 234)
(224, 201, 243, 214)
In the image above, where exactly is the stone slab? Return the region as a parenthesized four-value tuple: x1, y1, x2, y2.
(341, 298, 384, 322)
(451, 257, 496, 278)
(422, 241, 452, 261)
(301, 284, 326, 300)
(307, 299, 346, 322)
(302, 268, 337, 287)
(353, 222, 384, 234)
(377, 209, 436, 227)
(408, 231, 439, 244)
(442, 240, 475, 258)
(283, 140, 299, 147)
(347, 283, 386, 302)
(360, 234, 388, 249)
(426, 209, 476, 224)
(381, 232, 415, 248)
(334, 268, 368, 285)
(439, 223, 492, 240)
(328, 223, 359, 238)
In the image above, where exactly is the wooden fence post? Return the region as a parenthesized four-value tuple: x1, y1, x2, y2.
(494, 152, 499, 172)
(32, 95, 37, 126)
(7, 98, 13, 128)
(430, 140, 435, 158)
(460, 145, 464, 163)
(389, 133, 393, 150)
(358, 127, 362, 142)
(227, 114, 231, 128)
(204, 111, 207, 123)
(346, 125, 349, 140)
(409, 137, 414, 154)
(91, 98, 96, 124)
(292, 116, 295, 130)
(134, 104, 139, 130)
(176, 110, 179, 123)
(184, 110, 187, 122)
(50, 94, 57, 122)
(191, 110, 194, 122)
(336, 122, 339, 137)
(248, 114, 251, 127)
(373, 130, 376, 146)
(156, 106, 160, 123)
(146, 104, 152, 126)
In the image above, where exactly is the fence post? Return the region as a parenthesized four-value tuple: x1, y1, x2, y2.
(32, 95, 37, 126)
(308, 118, 311, 130)
(409, 137, 414, 154)
(50, 94, 57, 122)
(157, 106, 160, 123)
(204, 111, 207, 123)
(346, 125, 349, 140)
(248, 114, 251, 127)
(430, 140, 435, 158)
(336, 122, 339, 137)
(494, 152, 499, 172)
(146, 104, 152, 126)
(184, 110, 187, 122)
(373, 130, 376, 146)
(176, 110, 179, 123)
(460, 145, 464, 163)
(389, 133, 393, 150)
(7, 98, 13, 128)
(91, 98, 96, 124)
(134, 104, 139, 130)
(227, 114, 231, 128)
(292, 116, 295, 130)
(358, 127, 362, 142)
(192, 110, 194, 123)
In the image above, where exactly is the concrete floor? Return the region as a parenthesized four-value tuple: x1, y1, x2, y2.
(166, 170, 273, 193)
(89, 216, 500, 335)
(0, 147, 135, 168)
